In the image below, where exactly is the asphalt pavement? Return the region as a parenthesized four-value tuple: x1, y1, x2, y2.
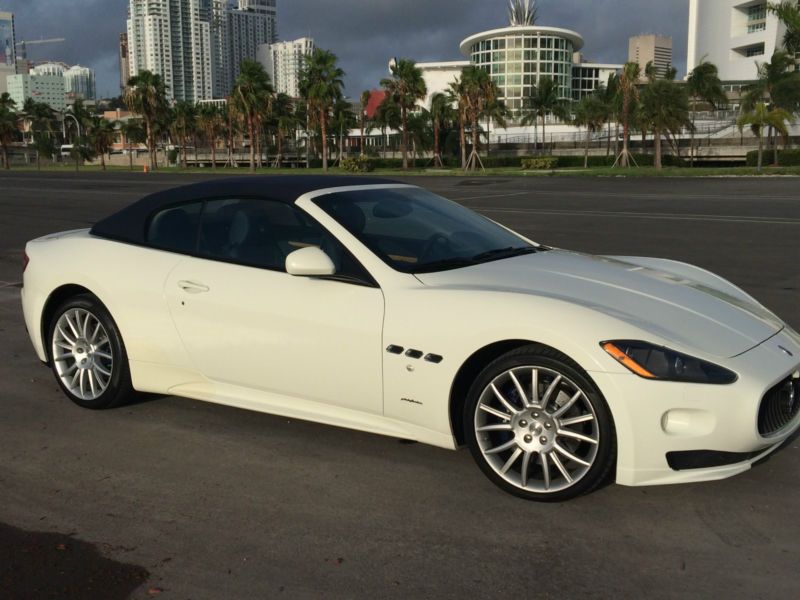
(1, 171, 799, 599)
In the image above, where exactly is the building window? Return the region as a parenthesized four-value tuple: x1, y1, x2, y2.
(745, 43, 765, 57)
(748, 22, 766, 33)
(747, 4, 767, 21)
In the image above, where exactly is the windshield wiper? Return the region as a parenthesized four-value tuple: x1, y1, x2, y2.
(413, 257, 479, 273)
(471, 246, 538, 263)
(413, 246, 538, 273)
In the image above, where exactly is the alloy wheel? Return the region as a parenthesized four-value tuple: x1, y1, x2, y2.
(51, 308, 114, 401)
(473, 365, 600, 494)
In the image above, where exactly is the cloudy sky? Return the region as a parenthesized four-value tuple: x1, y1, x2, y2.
(2, 0, 690, 98)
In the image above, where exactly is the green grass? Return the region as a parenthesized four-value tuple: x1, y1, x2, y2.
(6, 163, 800, 178)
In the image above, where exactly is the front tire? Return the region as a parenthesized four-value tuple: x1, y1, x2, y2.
(464, 345, 616, 502)
(48, 294, 134, 409)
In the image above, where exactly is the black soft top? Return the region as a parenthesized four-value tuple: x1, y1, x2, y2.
(90, 175, 399, 245)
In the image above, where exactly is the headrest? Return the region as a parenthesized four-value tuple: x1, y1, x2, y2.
(329, 202, 366, 233)
(229, 210, 250, 245)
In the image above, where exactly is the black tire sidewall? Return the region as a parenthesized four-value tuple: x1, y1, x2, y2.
(464, 350, 616, 502)
(47, 295, 132, 410)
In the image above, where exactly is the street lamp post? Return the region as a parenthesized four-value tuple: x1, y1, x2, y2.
(62, 112, 82, 169)
(64, 112, 81, 141)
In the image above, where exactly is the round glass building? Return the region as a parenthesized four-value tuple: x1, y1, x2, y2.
(460, 26, 584, 113)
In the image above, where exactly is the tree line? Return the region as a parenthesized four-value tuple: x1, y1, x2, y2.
(1, 1, 799, 172)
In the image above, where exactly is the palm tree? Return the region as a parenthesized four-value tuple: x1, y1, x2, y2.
(616, 62, 641, 167)
(171, 101, 197, 169)
(300, 48, 345, 171)
(599, 75, 620, 156)
(87, 116, 118, 171)
(271, 93, 296, 168)
(406, 109, 433, 165)
(459, 66, 501, 171)
(231, 59, 273, 172)
(686, 60, 727, 167)
(448, 78, 468, 168)
(769, 1, 800, 55)
(742, 51, 796, 110)
(641, 78, 691, 169)
(742, 51, 800, 163)
(124, 71, 169, 170)
(0, 96, 19, 169)
(21, 98, 37, 144)
(484, 95, 509, 159)
(22, 100, 56, 167)
(359, 90, 372, 157)
(381, 58, 427, 170)
(120, 119, 146, 171)
(32, 134, 56, 170)
(68, 136, 93, 173)
(254, 90, 274, 169)
(374, 96, 401, 160)
(738, 102, 792, 172)
(521, 76, 569, 154)
(572, 94, 608, 168)
(330, 97, 356, 164)
(429, 92, 454, 167)
(195, 104, 222, 169)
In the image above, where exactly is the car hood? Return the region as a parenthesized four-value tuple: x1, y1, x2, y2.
(414, 250, 783, 359)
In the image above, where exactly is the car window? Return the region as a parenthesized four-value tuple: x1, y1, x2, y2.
(146, 202, 202, 254)
(197, 198, 374, 283)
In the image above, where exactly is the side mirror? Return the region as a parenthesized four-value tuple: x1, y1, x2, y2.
(286, 246, 336, 277)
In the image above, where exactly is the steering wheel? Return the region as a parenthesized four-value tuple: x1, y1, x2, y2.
(418, 233, 451, 263)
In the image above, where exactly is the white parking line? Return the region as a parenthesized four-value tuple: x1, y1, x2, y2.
(1, 186, 140, 197)
(449, 191, 530, 201)
(469, 206, 800, 225)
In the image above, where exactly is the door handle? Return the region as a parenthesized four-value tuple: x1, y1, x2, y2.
(178, 280, 210, 294)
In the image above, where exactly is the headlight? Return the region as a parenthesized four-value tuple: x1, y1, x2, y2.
(601, 340, 738, 385)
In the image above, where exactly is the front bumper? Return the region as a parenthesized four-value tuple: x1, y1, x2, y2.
(591, 326, 800, 487)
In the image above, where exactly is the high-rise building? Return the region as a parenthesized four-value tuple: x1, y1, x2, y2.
(257, 37, 314, 98)
(0, 10, 16, 96)
(628, 34, 673, 80)
(212, 0, 277, 98)
(211, 1, 232, 98)
(126, 0, 214, 103)
(65, 65, 96, 100)
(31, 62, 68, 77)
(687, 0, 788, 83)
(119, 32, 130, 93)
(6, 73, 66, 111)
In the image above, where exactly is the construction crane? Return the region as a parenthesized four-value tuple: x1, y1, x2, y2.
(14, 38, 66, 60)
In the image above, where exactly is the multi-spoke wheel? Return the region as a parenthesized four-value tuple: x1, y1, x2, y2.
(465, 346, 616, 501)
(48, 295, 134, 409)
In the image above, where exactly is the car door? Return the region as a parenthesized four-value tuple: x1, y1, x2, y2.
(160, 197, 385, 415)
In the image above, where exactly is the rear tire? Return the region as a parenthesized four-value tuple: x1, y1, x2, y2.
(464, 345, 616, 502)
(47, 294, 134, 409)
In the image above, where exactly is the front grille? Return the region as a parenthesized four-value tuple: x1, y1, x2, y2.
(758, 375, 800, 436)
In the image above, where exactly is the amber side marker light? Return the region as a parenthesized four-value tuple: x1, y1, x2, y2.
(601, 342, 658, 379)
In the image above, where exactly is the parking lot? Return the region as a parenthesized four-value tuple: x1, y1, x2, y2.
(1, 171, 799, 599)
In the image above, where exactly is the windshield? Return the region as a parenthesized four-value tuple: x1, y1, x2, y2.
(312, 187, 538, 274)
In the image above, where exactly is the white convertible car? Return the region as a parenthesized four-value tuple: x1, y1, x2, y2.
(21, 177, 800, 501)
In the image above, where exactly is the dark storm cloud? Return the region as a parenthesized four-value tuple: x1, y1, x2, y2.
(1, 0, 689, 98)
(2, 0, 128, 96)
(280, 0, 690, 93)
